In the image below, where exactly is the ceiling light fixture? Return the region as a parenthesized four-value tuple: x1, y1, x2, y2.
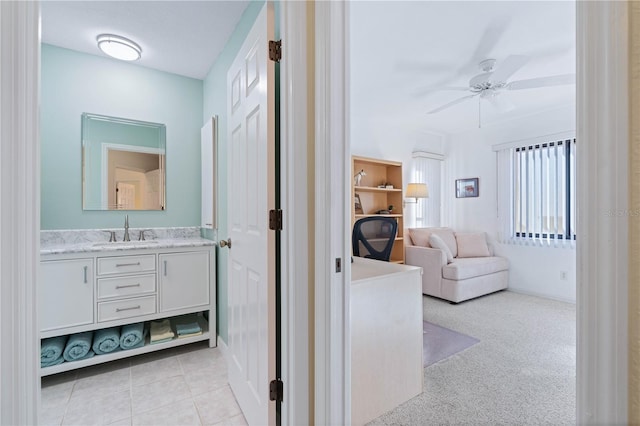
(97, 34, 142, 61)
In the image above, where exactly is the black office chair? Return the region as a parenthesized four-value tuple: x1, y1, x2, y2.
(352, 216, 398, 262)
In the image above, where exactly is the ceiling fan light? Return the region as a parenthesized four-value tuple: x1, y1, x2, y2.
(480, 89, 498, 99)
(488, 94, 515, 113)
(97, 34, 142, 61)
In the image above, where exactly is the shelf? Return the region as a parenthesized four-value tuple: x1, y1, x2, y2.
(354, 186, 402, 193)
(352, 155, 402, 168)
(365, 238, 392, 243)
(40, 315, 211, 376)
(352, 155, 404, 263)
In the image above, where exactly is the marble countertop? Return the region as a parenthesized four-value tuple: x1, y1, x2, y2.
(40, 227, 216, 256)
(41, 238, 216, 256)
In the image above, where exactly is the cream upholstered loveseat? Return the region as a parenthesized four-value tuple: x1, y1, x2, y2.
(405, 227, 508, 303)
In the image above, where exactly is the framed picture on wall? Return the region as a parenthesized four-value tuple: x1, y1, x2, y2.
(455, 178, 479, 198)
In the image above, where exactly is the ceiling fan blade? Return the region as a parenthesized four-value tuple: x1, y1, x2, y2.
(466, 17, 510, 71)
(414, 86, 469, 97)
(490, 55, 529, 83)
(507, 73, 576, 90)
(427, 94, 478, 114)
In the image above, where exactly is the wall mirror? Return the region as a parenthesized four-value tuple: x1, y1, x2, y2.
(82, 113, 166, 210)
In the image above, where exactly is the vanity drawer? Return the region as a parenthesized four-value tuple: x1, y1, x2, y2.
(97, 274, 156, 300)
(97, 255, 156, 276)
(97, 295, 156, 322)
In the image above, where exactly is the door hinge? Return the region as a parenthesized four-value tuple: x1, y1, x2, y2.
(269, 40, 282, 62)
(269, 209, 283, 231)
(269, 378, 284, 402)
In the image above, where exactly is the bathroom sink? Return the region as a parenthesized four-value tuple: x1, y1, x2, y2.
(92, 240, 160, 248)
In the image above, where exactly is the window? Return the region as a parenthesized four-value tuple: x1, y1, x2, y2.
(497, 138, 576, 246)
(410, 152, 443, 228)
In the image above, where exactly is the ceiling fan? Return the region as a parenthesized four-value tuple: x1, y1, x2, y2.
(425, 55, 575, 115)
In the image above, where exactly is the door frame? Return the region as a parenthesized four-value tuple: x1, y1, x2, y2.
(279, 1, 311, 425)
(0, 2, 40, 425)
(313, 1, 352, 424)
(312, 1, 631, 425)
(576, 1, 629, 422)
(100, 143, 164, 210)
(0, 1, 633, 424)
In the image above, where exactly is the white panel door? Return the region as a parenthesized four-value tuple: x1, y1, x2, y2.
(116, 181, 136, 209)
(225, 3, 276, 425)
(144, 169, 161, 210)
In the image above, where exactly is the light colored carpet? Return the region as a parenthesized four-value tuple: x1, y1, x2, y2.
(423, 321, 479, 367)
(369, 290, 576, 425)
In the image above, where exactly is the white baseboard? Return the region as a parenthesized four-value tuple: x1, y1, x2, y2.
(217, 335, 229, 359)
(506, 288, 576, 304)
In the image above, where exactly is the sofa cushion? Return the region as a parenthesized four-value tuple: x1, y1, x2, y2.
(408, 227, 458, 258)
(442, 257, 509, 280)
(429, 234, 453, 263)
(455, 232, 490, 258)
(407, 228, 431, 247)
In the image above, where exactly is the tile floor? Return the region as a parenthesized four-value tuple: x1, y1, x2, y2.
(40, 342, 247, 426)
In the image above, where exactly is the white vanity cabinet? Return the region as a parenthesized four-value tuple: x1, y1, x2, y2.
(159, 251, 210, 313)
(39, 243, 215, 376)
(40, 258, 94, 332)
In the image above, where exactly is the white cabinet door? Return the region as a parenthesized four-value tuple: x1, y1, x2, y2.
(201, 117, 216, 229)
(40, 259, 94, 332)
(159, 251, 210, 312)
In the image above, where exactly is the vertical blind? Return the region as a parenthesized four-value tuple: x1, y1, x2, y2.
(497, 139, 576, 247)
(411, 153, 442, 228)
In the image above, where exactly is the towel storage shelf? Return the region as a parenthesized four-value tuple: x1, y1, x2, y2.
(39, 244, 215, 376)
(40, 314, 212, 376)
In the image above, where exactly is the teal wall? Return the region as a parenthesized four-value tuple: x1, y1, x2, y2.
(202, 0, 265, 343)
(42, 0, 268, 342)
(41, 44, 203, 229)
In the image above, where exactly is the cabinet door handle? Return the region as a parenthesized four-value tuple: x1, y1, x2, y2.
(115, 262, 141, 267)
(83, 266, 88, 284)
(115, 283, 141, 289)
(163, 260, 167, 276)
(116, 305, 141, 312)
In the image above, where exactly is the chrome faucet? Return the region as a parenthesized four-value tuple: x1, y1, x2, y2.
(123, 214, 130, 242)
(102, 230, 116, 242)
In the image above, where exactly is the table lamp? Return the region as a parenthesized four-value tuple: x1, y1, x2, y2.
(406, 183, 429, 203)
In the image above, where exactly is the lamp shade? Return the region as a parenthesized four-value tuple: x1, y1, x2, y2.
(406, 183, 429, 199)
